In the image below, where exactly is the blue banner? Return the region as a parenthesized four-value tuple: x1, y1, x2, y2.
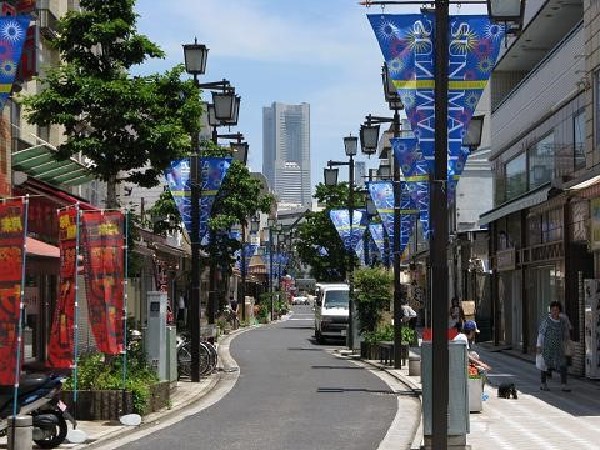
(235, 243, 258, 272)
(369, 14, 504, 207)
(0, 16, 31, 110)
(329, 209, 368, 255)
(165, 156, 231, 241)
(369, 223, 385, 257)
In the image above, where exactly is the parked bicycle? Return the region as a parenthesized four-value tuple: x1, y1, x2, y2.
(176, 332, 217, 379)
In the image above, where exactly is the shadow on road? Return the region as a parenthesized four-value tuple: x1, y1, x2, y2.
(311, 365, 365, 370)
(317, 386, 419, 396)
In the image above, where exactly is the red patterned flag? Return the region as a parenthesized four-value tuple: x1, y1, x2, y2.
(0, 199, 24, 385)
(81, 211, 124, 355)
(47, 208, 77, 368)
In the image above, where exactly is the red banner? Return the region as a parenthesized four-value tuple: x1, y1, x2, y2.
(0, 199, 24, 385)
(47, 208, 77, 368)
(81, 211, 124, 355)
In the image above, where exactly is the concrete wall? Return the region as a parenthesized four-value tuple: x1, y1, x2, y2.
(491, 24, 585, 159)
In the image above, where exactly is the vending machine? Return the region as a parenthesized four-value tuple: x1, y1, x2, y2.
(584, 279, 600, 380)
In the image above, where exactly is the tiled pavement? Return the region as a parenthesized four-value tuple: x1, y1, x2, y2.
(379, 346, 600, 450)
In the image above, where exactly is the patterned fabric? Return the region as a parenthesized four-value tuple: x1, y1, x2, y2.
(540, 316, 567, 370)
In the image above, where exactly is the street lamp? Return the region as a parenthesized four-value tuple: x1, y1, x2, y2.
(378, 163, 391, 180)
(487, 0, 525, 24)
(212, 88, 237, 122)
(183, 39, 208, 75)
(324, 167, 339, 186)
(462, 115, 484, 151)
(183, 39, 209, 382)
(360, 122, 380, 156)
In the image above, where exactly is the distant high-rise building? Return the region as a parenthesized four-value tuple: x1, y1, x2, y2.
(262, 102, 311, 208)
(355, 161, 366, 189)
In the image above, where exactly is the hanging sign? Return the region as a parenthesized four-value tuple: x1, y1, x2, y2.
(80, 211, 124, 355)
(0, 16, 32, 110)
(0, 198, 24, 384)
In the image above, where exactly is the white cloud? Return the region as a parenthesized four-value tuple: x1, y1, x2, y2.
(138, 0, 380, 67)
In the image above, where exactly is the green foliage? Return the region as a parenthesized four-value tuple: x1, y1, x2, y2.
(148, 190, 180, 236)
(63, 324, 159, 414)
(401, 326, 417, 345)
(363, 324, 394, 344)
(296, 210, 347, 282)
(20, 0, 203, 208)
(354, 268, 393, 333)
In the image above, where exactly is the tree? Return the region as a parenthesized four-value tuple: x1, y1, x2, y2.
(354, 268, 393, 333)
(296, 182, 367, 281)
(148, 190, 180, 236)
(21, 0, 202, 208)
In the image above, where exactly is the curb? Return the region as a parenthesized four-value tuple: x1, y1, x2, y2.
(333, 352, 423, 450)
(358, 358, 423, 450)
(73, 325, 257, 449)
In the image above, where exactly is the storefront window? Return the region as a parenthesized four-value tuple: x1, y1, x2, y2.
(505, 153, 526, 201)
(574, 110, 586, 170)
(493, 159, 506, 206)
(528, 132, 555, 190)
(545, 208, 563, 242)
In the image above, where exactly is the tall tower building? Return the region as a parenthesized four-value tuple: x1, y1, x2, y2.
(262, 102, 311, 208)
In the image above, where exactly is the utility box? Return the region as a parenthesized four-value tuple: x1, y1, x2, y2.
(421, 341, 469, 448)
(165, 325, 177, 382)
(145, 291, 167, 380)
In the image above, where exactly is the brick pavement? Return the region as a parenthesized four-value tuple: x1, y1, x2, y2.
(378, 346, 600, 449)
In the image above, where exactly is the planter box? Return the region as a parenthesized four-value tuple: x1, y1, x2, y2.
(468, 378, 482, 413)
(61, 381, 171, 421)
(360, 341, 380, 360)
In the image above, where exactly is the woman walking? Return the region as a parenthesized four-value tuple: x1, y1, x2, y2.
(536, 301, 572, 392)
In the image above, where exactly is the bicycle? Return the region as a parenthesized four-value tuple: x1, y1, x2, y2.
(176, 333, 217, 378)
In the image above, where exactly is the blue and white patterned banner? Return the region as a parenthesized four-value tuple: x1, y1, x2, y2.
(367, 181, 417, 256)
(369, 223, 385, 257)
(329, 209, 368, 255)
(0, 16, 31, 111)
(235, 243, 258, 272)
(165, 156, 231, 241)
(369, 14, 505, 207)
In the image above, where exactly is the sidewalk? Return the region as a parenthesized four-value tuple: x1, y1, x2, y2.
(367, 345, 600, 449)
(0, 326, 251, 450)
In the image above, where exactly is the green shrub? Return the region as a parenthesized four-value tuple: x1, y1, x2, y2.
(354, 268, 393, 333)
(63, 326, 159, 415)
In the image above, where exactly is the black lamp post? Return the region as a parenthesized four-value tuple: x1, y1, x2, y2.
(267, 218, 276, 320)
(183, 39, 208, 383)
(324, 133, 358, 350)
(360, 2, 525, 447)
(183, 39, 239, 381)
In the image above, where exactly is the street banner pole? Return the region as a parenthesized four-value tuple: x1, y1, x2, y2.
(12, 196, 28, 416)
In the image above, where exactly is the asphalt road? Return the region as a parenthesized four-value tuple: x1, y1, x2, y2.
(119, 306, 399, 450)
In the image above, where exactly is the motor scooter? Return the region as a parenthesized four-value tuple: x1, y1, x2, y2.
(0, 374, 76, 449)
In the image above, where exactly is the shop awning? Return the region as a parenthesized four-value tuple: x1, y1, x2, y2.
(479, 186, 551, 226)
(26, 237, 59, 258)
(12, 143, 96, 187)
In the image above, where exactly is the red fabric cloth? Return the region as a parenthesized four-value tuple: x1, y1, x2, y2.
(421, 328, 459, 341)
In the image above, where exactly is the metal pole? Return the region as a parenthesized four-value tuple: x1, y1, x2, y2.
(190, 74, 202, 382)
(393, 109, 403, 370)
(13, 196, 29, 417)
(431, 2, 449, 448)
(269, 227, 274, 321)
(348, 155, 355, 351)
(240, 221, 247, 322)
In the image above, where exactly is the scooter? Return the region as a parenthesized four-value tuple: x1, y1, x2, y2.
(0, 374, 76, 449)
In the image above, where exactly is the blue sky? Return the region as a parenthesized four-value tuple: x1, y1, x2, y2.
(134, 0, 485, 187)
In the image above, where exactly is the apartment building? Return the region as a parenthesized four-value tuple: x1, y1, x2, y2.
(480, 0, 592, 374)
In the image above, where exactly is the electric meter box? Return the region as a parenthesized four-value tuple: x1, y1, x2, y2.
(146, 291, 167, 380)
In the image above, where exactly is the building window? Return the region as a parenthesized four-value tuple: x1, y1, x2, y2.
(505, 153, 527, 201)
(528, 132, 554, 190)
(595, 69, 600, 148)
(574, 110, 586, 170)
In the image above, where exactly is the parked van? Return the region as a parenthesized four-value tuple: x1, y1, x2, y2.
(314, 283, 350, 344)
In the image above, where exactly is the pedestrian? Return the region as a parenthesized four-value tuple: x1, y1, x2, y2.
(453, 320, 491, 372)
(229, 295, 239, 329)
(449, 296, 465, 332)
(537, 300, 572, 392)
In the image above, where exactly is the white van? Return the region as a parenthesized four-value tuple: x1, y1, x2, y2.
(314, 283, 350, 344)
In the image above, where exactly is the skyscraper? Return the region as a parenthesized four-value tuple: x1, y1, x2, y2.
(262, 102, 311, 208)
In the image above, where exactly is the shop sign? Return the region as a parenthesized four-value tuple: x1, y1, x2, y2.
(496, 249, 516, 271)
(591, 198, 600, 250)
